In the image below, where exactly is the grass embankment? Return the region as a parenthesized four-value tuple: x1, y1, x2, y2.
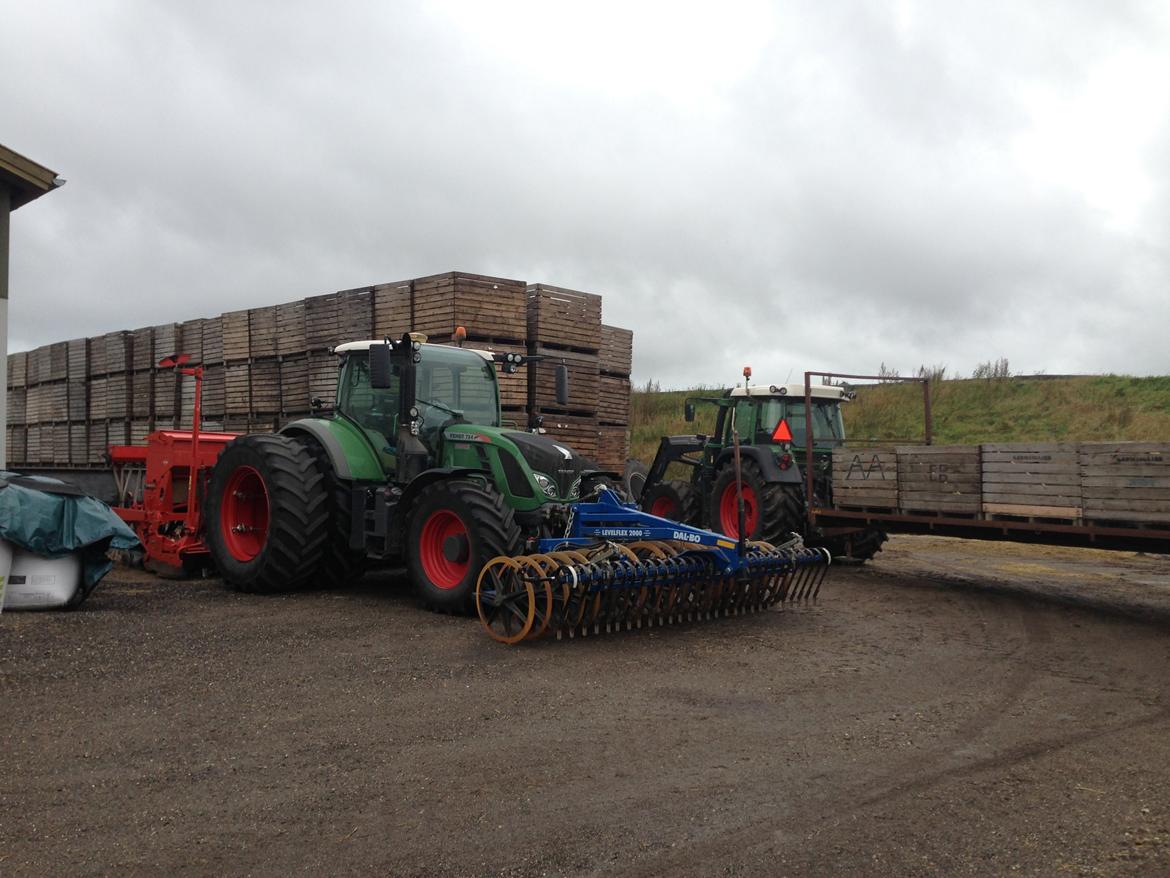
(629, 376, 1170, 464)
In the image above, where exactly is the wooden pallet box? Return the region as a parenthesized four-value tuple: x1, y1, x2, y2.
(66, 338, 88, 379)
(106, 374, 131, 420)
(202, 316, 225, 364)
(25, 424, 41, 463)
(598, 375, 631, 426)
(276, 301, 306, 356)
(88, 376, 108, 421)
(529, 344, 600, 414)
(179, 319, 205, 362)
(249, 306, 278, 359)
(599, 324, 633, 376)
(107, 419, 130, 448)
(897, 445, 982, 514)
(153, 370, 178, 419)
(305, 293, 340, 351)
(48, 342, 69, 381)
(250, 359, 281, 412)
(1079, 442, 1170, 524)
(201, 365, 225, 418)
(28, 345, 51, 384)
(131, 370, 153, 418)
(101, 332, 132, 374)
(308, 351, 338, 405)
(67, 381, 86, 422)
(832, 446, 899, 508)
(8, 387, 26, 425)
(69, 423, 87, 465)
(86, 421, 106, 464)
(131, 327, 154, 371)
(526, 284, 602, 351)
(279, 355, 309, 413)
(372, 280, 412, 340)
(7, 425, 27, 464)
(7, 351, 27, 388)
(225, 363, 251, 415)
(179, 375, 196, 427)
(221, 310, 250, 361)
(597, 424, 630, 471)
(980, 443, 1081, 518)
(152, 323, 178, 362)
(337, 287, 374, 342)
(411, 273, 526, 341)
(541, 413, 599, 461)
(130, 419, 152, 446)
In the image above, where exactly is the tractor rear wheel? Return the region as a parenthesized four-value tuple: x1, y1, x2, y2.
(709, 459, 804, 544)
(303, 437, 368, 589)
(640, 479, 700, 525)
(206, 434, 330, 593)
(407, 480, 522, 614)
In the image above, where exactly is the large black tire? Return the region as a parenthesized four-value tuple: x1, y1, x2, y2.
(580, 474, 627, 502)
(302, 438, 368, 589)
(708, 459, 804, 544)
(406, 480, 522, 614)
(623, 459, 649, 503)
(640, 478, 701, 525)
(205, 434, 330, 593)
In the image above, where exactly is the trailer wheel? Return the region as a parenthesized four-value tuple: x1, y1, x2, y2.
(206, 434, 330, 593)
(639, 479, 700, 525)
(709, 460, 804, 543)
(407, 480, 522, 614)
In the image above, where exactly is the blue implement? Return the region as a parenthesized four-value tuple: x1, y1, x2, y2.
(476, 489, 831, 644)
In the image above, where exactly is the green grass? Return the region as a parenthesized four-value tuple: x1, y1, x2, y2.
(629, 375, 1170, 463)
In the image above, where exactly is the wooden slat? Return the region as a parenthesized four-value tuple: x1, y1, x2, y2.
(178, 319, 204, 362)
(202, 316, 224, 364)
(597, 424, 629, 471)
(279, 355, 309, 413)
(201, 365, 225, 417)
(411, 273, 527, 341)
(66, 338, 88, 379)
(250, 359, 281, 412)
(225, 363, 251, 414)
(337, 287, 374, 342)
(897, 445, 981, 513)
(131, 370, 153, 418)
(832, 447, 898, 508)
(7, 351, 27, 388)
(131, 327, 154, 371)
(599, 324, 633, 376)
(7, 387, 26, 425)
(305, 293, 340, 351)
(541, 413, 599, 461)
(152, 323, 178, 363)
(1079, 441, 1170, 519)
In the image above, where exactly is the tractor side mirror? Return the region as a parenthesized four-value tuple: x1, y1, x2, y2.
(555, 364, 570, 407)
(684, 402, 696, 422)
(370, 343, 393, 389)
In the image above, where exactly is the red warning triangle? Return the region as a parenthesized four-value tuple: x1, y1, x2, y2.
(772, 419, 793, 442)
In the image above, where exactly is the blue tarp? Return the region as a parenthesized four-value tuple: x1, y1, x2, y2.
(0, 470, 140, 604)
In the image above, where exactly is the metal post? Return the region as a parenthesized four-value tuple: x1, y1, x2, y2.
(0, 184, 10, 469)
(803, 372, 815, 528)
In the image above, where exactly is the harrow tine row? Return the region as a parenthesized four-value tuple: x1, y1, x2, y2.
(476, 540, 831, 644)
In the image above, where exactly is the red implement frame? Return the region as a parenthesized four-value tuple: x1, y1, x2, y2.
(109, 355, 238, 572)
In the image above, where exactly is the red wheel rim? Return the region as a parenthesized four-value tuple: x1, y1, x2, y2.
(221, 466, 270, 562)
(650, 495, 676, 518)
(419, 509, 470, 589)
(719, 482, 758, 538)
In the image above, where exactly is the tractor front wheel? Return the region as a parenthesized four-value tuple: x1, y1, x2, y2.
(639, 479, 700, 525)
(205, 434, 330, 593)
(407, 480, 522, 614)
(709, 459, 804, 544)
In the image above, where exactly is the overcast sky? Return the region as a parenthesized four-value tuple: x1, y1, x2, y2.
(4, 1, 1168, 387)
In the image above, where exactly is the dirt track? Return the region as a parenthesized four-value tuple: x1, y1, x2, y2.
(2, 536, 1169, 876)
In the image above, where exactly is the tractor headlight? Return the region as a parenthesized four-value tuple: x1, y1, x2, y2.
(533, 472, 558, 498)
(568, 476, 582, 500)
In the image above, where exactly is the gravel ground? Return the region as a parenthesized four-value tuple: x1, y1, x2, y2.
(2, 535, 1169, 877)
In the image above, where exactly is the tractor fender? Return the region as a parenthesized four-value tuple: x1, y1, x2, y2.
(714, 446, 803, 485)
(398, 467, 488, 517)
(281, 418, 384, 482)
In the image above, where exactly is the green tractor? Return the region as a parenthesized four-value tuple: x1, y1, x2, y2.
(204, 334, 617, 611)
(635, 381, 887, 561)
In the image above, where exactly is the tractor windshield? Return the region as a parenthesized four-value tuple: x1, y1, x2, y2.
(415, 346, 501, 430)
(337, 345, 501, 447)
(756, 398, 845, 447)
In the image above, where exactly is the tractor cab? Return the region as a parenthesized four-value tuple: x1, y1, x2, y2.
(723, 384, 848, 452)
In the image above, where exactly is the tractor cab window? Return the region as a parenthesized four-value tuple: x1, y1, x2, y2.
(414, 347, 500, 444)
(769, 399, 845, 448)
(338, 355, 401, 450)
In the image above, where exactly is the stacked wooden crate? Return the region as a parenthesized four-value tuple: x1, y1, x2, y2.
(526, 284, 603, 461)
(5, 271, 635, 471)
(597, 325, 633, 471)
